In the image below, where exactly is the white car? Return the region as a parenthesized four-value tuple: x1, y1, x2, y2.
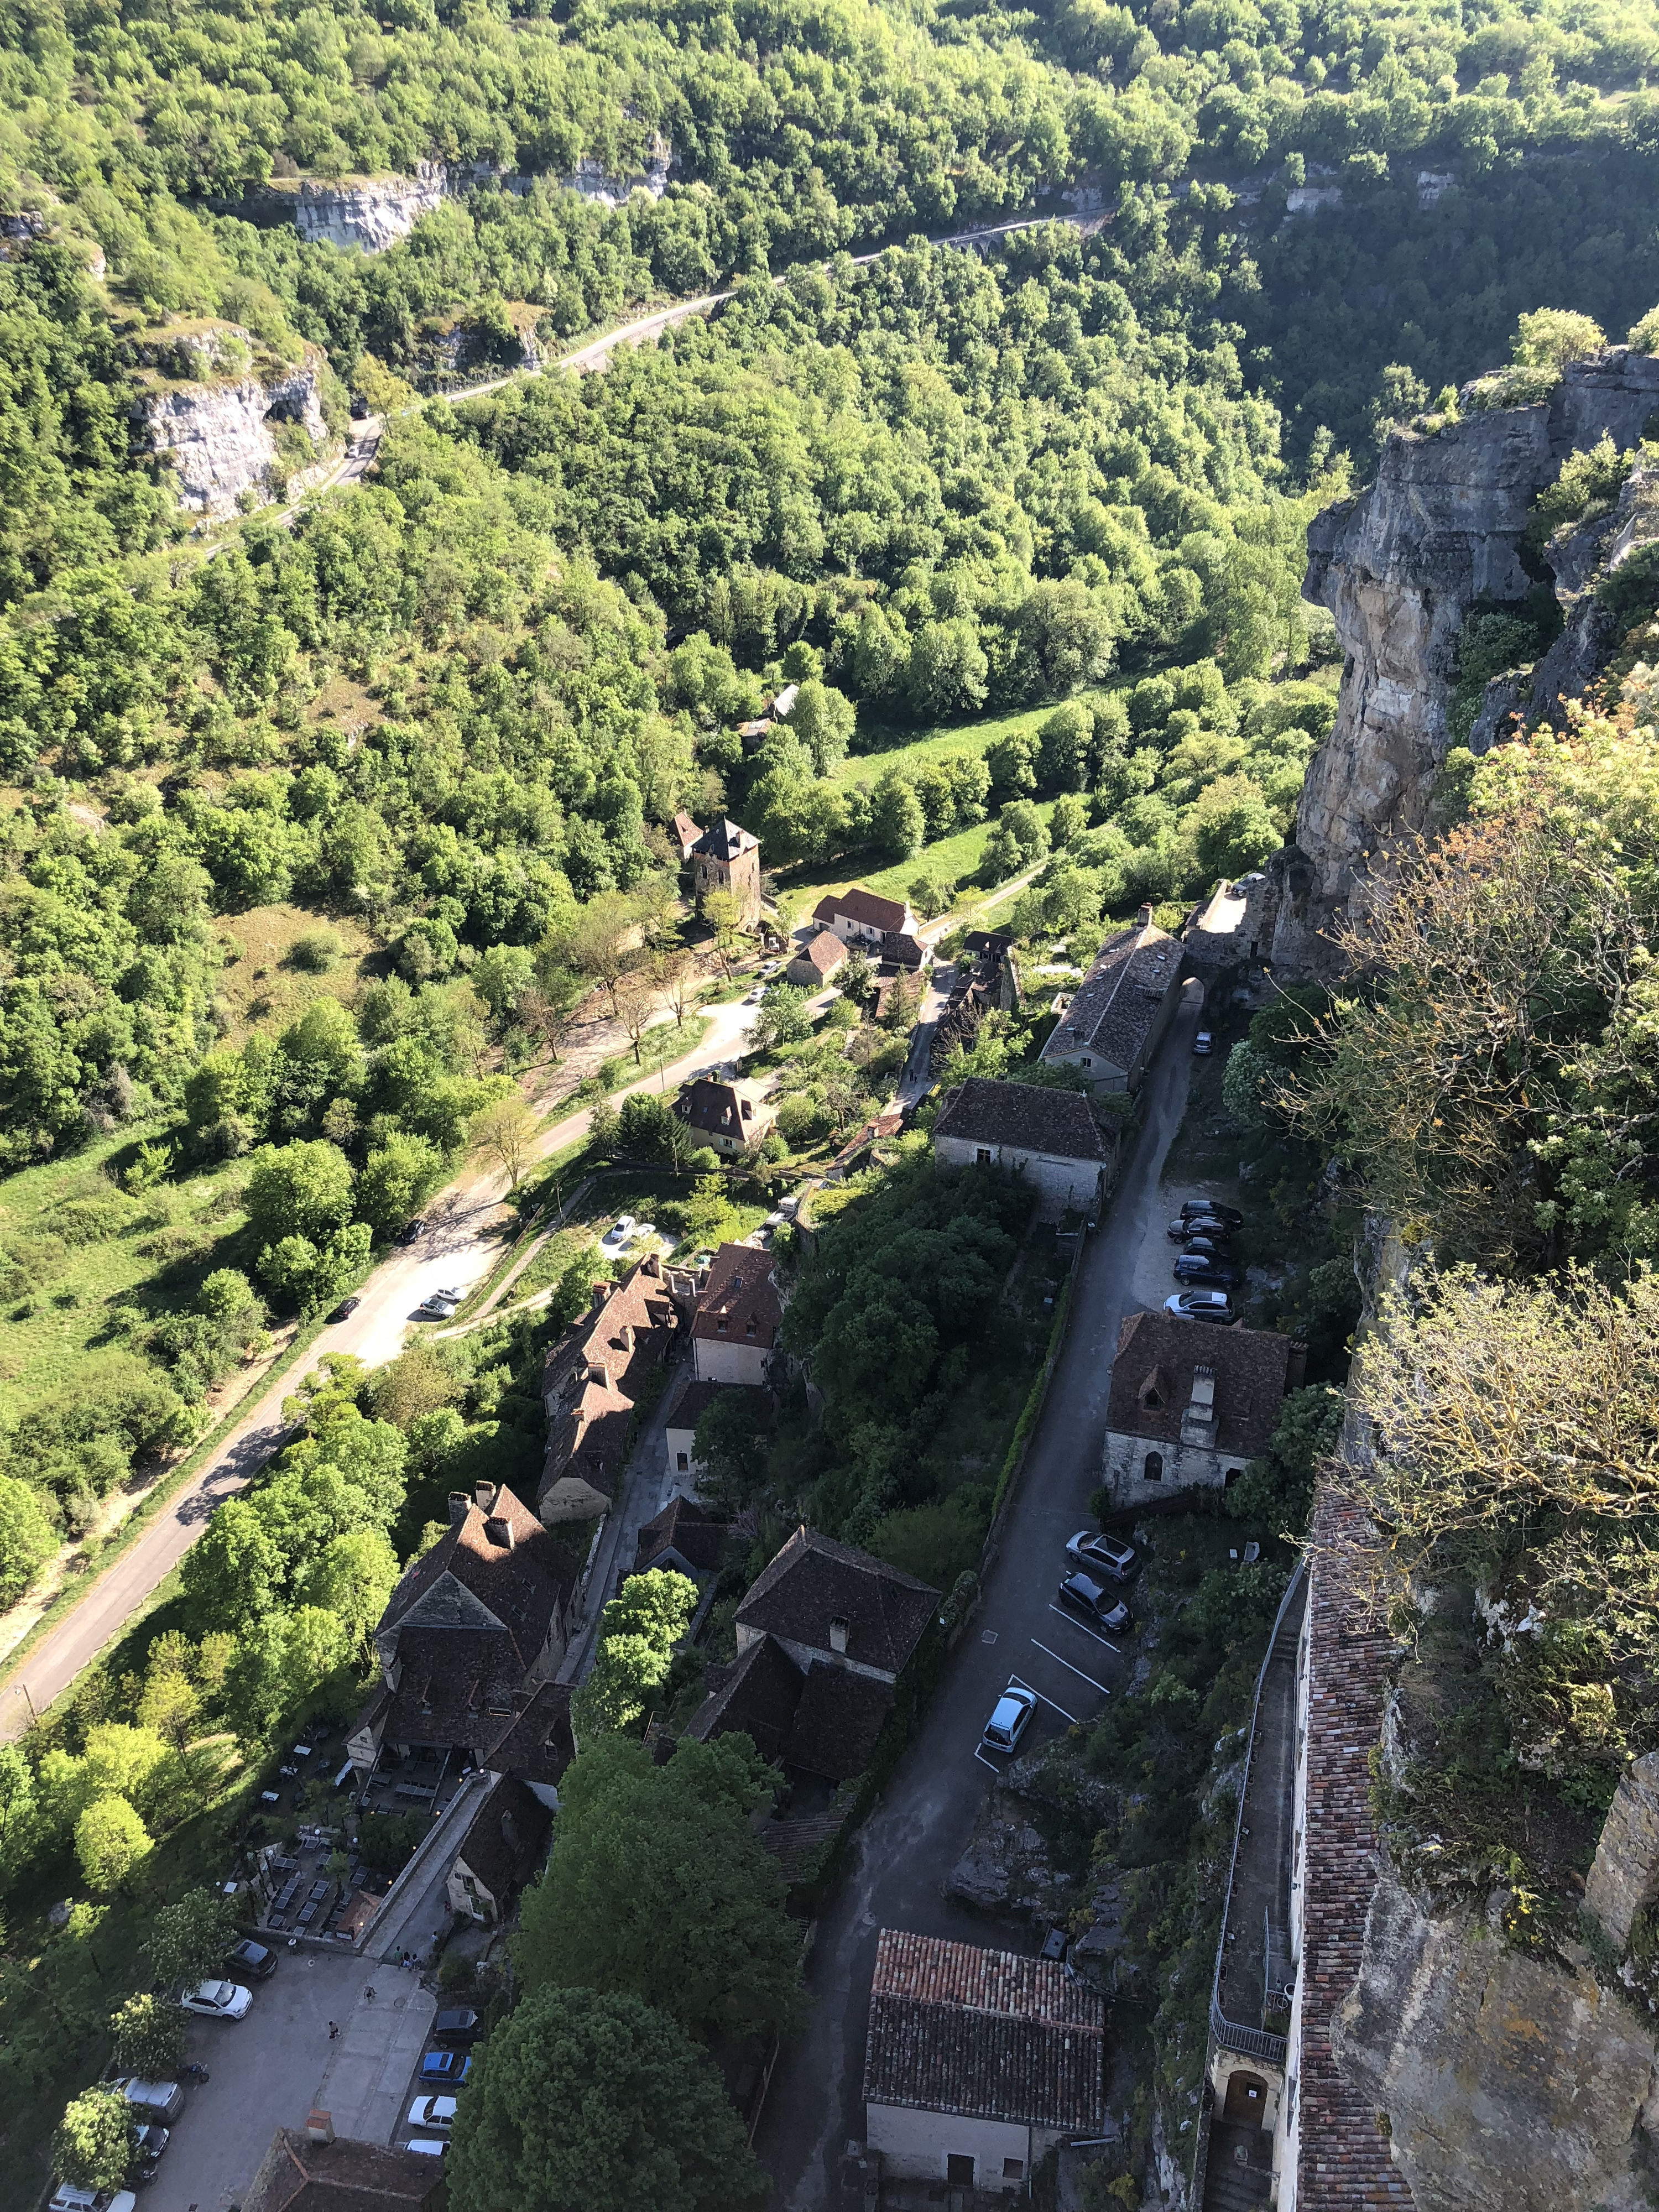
(50, 2190, 137, 2212)
(981, 1683, 1037, 1754)
(181, 1978, 252, 2021)
(408, 2096, 458, 2130)
(599, 1215, 636, 1254)
(405, 2139, 448, 2158)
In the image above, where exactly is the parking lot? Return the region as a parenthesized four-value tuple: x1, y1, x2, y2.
(142, 1959, 435, 2212)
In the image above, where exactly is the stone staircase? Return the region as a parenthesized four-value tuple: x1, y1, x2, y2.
(1202, 2121, 1274, 2212)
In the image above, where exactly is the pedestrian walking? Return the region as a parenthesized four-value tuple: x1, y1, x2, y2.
(364, 1984, 376, 2001)
(327, 2021, 338, 2040)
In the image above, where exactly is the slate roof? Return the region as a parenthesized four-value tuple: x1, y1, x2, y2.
(692, 1241, 784, 1351)
(737, 1527, 937, 1678)
(1105, 1312, 1306, 1459)
(687, 1633, 805, 1765)
(785, 1661, 894, 1780)
(692, 817, 758, 861)
(383, 1624, 520, 1752)
(481, 1679, 576, 1793)
(243, 2130, 442, 2212)
(1042, 917, 1183, 1075)
(935, 1077, 1109, 1162)
(675, 1077, 771, 1142)
(634, 1493, 729, 1575)
(376, 1484, 581, 1674)
(813, 885, 911, 933)
(665, 1376, 749, 1434)
(863, 1928, 1107, 2132)
(452, 1773, 551, 1901)
(792, 930, 848, 976)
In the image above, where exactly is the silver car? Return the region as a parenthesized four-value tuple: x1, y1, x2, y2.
(981, 1683, 1037, 1753)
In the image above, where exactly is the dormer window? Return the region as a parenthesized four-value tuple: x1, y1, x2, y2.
(1144, 1389, 1161, 1409)
(745, 1317, 757, 1336)
(717, 1316, 729, 1332)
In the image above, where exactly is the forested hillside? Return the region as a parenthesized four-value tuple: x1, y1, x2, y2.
(3, 0, 1659, 1593)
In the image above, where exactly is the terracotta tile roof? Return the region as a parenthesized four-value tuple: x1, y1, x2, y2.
(672, 809, 701, 858)
(760, 1807, 844, 1881)
(794, 930, 848, 975)
(737, 1527, 938, 1677)
(574, 1256, 677, 1381)
(377, 1484, 581, 1674)
(692, 1240, 783, 1350)
(481, 1679, 576, 1792)
(935, 1077, 1110, 1162)
(1295, 1493, 1399, 2209)
(1043, 918, 1182, 1075)
(687, 1633, 804, 1764)
(675, 1077, 771, 1142)
(784, 1661, 894, 1780)
(881, 929, 927, 970)
(634, 1494, 729, 1575)
(451, 1773, 551, 1901)
(863, 1929, 1106, 2132)
(813, 885, 911, 933)
(544, 1366, 636, 1498)
(244, 2129, 442, 2212)
(1105, 1313, 1305, 1458)
(692, 816, 758, 860)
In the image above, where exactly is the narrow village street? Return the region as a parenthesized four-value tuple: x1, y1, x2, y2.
(758, 979, 1208, 2208)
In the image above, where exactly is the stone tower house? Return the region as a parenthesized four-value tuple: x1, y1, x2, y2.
(690, 816, 762, 930)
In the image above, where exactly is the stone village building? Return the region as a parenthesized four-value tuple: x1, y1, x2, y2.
(673, 1073, 775, 1158)
(862, 1928, 1106, 2192)
(684, 812, 763, 929)
(1099, 1311, 1306, 1508)
(932, 1076, 1114, 1223)
(1039, 905, 1183, 1093)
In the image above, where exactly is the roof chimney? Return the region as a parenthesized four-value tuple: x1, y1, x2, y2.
(828, 1616, 849, 1655)
(641, 1250, 662, 1280)
(1136, 902, 1154, 928)
(448, 1491, 470, 1526)
(475, 1480, 498, 1512)
(306, 2110, 335, 2145)
(484, 1516, 515, 1551)
(591, 1282, 610, 1312)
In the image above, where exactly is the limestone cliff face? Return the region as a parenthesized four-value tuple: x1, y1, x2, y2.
(1278, 348, 1659, 967)
(131, 332, 327, 517)
(295, 164, 447, 251)
(1333, 1875, 1659, 2211)
(562, 134, 673, 206)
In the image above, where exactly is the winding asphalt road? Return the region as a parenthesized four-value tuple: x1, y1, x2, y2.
(0, 993, 760, 1739)
(757, 977, 1207, 2208)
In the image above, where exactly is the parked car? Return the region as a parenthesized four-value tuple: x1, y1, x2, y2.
(1066, 1531, 1139, 1582)
(397, 1217, 426, 1244)
(1180, 1199, 1243, 1226)
(1057, 1572, 1131, 1632)
(1172, 1254, 1244, 1288)
(434, 2008, 481, 2044)
(49, 2188, 137, 2212)
(1165, 1291, 1235, 1324)
(108, 2079, 185, 2124)
(405, 2140, 448, 2158)
(132, 2122, 170, 2183)
(328, 1295, 360, 1322)
(1192, 1029, 1214, 1055)
(980, 1683, 1037, 1754)
(407, 2096, 458, 2130)
(599, 1215, 637, 1254)
(1178, 1234, 1229, 1259)
(1167, 1217, 1230, 1242)
(227, 1939, 276, 1980)
(420, 2049, 473, 2083)
(180, 1979, 252, 2021)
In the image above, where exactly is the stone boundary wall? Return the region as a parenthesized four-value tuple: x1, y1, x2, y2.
(1297, 1496, 1402, 2209)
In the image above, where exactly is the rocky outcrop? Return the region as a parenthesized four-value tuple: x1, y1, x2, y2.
(131, 333, 327, 517)
(1280, 347, 1659, 968)
(1585, 1752, 1659, 1950)
(296, 164, 446, 251)
(1333, 1874, 1659, 2211)
(562, 134, 672, 206)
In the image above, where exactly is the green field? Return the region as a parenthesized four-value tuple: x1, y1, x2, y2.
(773, 799, 1060, 927)
(0, 1128, 250, 1420)
(828, 703, 1053, 794)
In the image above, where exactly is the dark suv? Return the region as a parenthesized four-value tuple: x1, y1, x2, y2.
(1057, 1572, 1130, 1632)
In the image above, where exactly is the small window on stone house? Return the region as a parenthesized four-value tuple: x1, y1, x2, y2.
(977, 1147, 993, 1165)
(1225, 1465, 1244, 1484)
(676, 1450, 689, 1472)
(1003, 2159, 1025, 2180)
(946, 2156, 975, 2185)
(1144, 1451, 1164, 1481)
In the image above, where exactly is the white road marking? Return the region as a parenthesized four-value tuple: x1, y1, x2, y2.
(980, 1630, 998, 1644)
(973, 1747, 1002, 1772)
(1009, 1669, 1081, 1726)
(1047, 1605, 1124, 1655)
(1030, 1640, 1110, 1697)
